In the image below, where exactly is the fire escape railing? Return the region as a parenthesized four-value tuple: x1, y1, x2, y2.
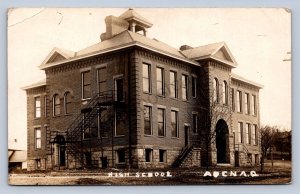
(63, 90, 125, 168)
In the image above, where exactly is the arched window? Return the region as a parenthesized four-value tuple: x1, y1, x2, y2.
(64, 92, 72, 114)
(222, 81, 228, 104)
(53, 94, 60, 116)
(213, 78, 219, 102)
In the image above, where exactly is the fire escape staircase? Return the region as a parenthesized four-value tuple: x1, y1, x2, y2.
(65, 90, 124, 168)
(171, 145, 194, 168)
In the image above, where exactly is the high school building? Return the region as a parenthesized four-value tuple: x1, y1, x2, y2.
(23, 9, 262, 170)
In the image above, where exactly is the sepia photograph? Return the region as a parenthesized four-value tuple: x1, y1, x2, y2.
(7, 8, 291, 185)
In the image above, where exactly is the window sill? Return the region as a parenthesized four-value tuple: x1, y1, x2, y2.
(52, 115, 60, 118)
(157, 94, 165, 98)
(171, 137, 179, 139)
(170, 97, 179, 101)
(64, 113, 72, 116)
(144, 134, 153, 137)
(97, 137, 108, 139)
(143, 92, 152, 95)
(158, 135, 166, 138)
(114, 135, 125, 138)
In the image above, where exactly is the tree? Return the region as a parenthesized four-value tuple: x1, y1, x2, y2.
(260, 125, 277, 172)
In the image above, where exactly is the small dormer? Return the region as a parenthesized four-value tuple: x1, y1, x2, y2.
(119, 8, 153, 36)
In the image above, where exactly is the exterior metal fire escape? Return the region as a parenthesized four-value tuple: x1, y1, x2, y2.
(51, 90, 125, 169)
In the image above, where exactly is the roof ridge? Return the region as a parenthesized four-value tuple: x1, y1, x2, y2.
(187, 41, 224, 51)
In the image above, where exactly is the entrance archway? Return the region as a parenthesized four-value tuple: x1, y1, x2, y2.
(215, 119, 229, 163)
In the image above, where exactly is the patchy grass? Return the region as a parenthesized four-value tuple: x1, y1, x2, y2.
(9, 160, 291, 185)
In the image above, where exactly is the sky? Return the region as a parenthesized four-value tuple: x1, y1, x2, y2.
(7, 8, 291, 150)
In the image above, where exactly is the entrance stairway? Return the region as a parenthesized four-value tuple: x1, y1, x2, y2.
(234, 144, 253, 166)
(171, 145, 201, 168)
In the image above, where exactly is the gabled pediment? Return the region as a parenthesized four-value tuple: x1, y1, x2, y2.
(213, 47, 234, 63)
(47, 52, 67, 63)
(39, 47, 74, 68)
(210, 42, 238, 68)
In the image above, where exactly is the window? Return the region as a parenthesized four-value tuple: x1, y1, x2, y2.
(97, 67, 107, 95)
(255, 154, 259, 164)
(159, 149, 166, 163)
(245, 93, 250, 114)
(82, 71, 91, 99)
(36, 159, 41, 169)
(143, 63, 151, 93)
(144, 106, 152, 135)
(192, 76, 197, 98)
(231, 88, 235, 112)
(115, 110, 125, 136)
(253, 124, 258, 145)
(98, 113, 108, 138)
(213, 78, 219, 102)
(35, 128, 41, 149)
(145, 149, 153, 162)
(170, 71, 178, 98)
(222, 81, 228, 104)
(182, 74, 188, 100)
(171, 110, 178, 137)
(248, 154, 252, 163)
(237, 90, 242, 112)
(116, 150, 125, 163)
(157, 108, 165, 136)
(156, 67, 164, 96)
(252, 95, 257, 115)
(237, 122, 243, 143)
(246, 123, 251, 144)
(34, 97, 41, 118)
(44, 96, 47, 117)
(64, 92, 72, 114)
(192, 113, 198, 133)
(83, 118, 90, 139)
(52, 94, 60, 116)
(115, 78, 124, 102)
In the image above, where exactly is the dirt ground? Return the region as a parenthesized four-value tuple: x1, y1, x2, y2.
(8, 160, 291, 185)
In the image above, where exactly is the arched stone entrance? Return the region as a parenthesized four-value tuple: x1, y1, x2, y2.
(215, 119, 230, 163)
(53, 135, 66, 167)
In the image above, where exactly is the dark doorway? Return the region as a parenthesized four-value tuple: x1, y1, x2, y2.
(184, 125, 189, 146)
(85, 152, 92, 167)
(115, 78, 124, 102)
(235, 151, 240, 167)
(59, 145, 66, 166)
(54, 135, 66, 167)
(216, 119, 229, 163)
(101, 157, 108, 168)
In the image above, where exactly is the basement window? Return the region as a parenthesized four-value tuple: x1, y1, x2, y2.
(36, 159, 41, 169)
(159, 149, 166, 163)
(116, 150, 125, 164)
(145, 149, 153, 162)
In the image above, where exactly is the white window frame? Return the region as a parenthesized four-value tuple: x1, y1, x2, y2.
(142, 63, 151, 93)
(34, 96, 41, 118)
(182, 74, 188, 101)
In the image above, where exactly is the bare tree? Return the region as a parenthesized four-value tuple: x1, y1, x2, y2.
(260, 125, 277, 172)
